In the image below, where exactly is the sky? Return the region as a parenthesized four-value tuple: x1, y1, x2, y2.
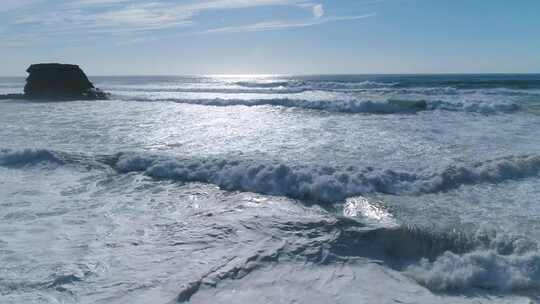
(1, 0, 540, 75)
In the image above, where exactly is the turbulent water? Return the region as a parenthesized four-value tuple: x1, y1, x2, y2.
(1, 74, 540, 304)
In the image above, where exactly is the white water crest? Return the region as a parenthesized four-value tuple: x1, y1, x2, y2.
(5, 148, 540, 203)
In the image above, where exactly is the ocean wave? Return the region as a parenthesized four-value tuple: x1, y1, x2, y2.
(234, 80, 299, 88)
(345, 224, 536, 260)
(0, 148, 109, 169)
(171, 215, 540, 299)
(407, 250, 540, 291)
(118, 95, 521, 114)
(3, 149, 540, 202)
(234, 80, 400, 90)
(232, 78, 540, 92)
(395, 79, 540, 90)
(113, 153, 540, 202)
(335, 223, 540, 293)
(2, 148, 540, 293)
(274, 216, 540, 292)
(420, 155, 540, 193)
(0, 148, 65, 166)
(105, 85, 540, 100)
(105, 87, 307, 94)
(427, 99, 520, 114)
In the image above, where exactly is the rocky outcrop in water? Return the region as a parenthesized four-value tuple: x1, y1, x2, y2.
(0, 63, 108, 100)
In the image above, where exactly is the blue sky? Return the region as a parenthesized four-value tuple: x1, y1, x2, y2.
(1, 0, 540, 75)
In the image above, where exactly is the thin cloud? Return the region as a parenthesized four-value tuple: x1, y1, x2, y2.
(14, 0, 315, 33)
(65, 0, 134, 6)
(200, 14, 375, 34)
(13, 4, 191, 34)
(312, 4, 324, 19)
(2, 0, 378, 47)
(114, 13, 375, 46)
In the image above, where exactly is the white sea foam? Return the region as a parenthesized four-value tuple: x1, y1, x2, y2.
(332, 223, 540, 292)
(400, 221, 540, 292)
(421, 154, 540, 193)
(407, 250, 540, 291)
(113, 153, 540, 202)
(426, 99, 520, 114)
(2, 149, 540, 202)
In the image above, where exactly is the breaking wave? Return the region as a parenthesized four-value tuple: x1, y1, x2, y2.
(232, 78, 540, 91)
(113, 153, 540, 202)
(0, 148, 64, 166)
(3, 149, 540, 203)
(406, 250, 540, 292)
(270, 216, 540, 293)
(2, 147, 540, 294)
(234, 80, 398, 90)
(332, 222, 540, 293)
(171, 214, 540, 299)
(234, 80, 298, 88)
(120, 95, 521, 114)
(182, 214, 540, 295)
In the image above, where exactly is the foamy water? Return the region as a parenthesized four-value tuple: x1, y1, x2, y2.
(1, 74, 540, 303)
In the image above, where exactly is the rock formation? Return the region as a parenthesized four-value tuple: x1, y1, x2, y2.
(0, 63, 108, 100)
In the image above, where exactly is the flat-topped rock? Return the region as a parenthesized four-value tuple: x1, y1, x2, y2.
(25, 63, 107, 100)
(0, 63, 108, 100)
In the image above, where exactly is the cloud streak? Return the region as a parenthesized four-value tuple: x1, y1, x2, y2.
(13, 0, 316, 33)
(200, 14, 374, 34)
(1, 0, 377, 47)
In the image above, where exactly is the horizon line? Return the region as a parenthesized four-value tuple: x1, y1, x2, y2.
(1, 72, 540, 78)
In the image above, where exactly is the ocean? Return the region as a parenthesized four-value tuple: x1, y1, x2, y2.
(1, 74, 540, 303)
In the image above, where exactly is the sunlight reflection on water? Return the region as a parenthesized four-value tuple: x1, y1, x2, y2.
(343, 196, 398, 227)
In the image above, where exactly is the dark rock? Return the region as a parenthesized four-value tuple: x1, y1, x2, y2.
(19, 63, 107, 100)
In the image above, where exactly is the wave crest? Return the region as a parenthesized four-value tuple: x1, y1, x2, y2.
(234, 80, 299, 88)
(120, 95, 520, 114)
(233, 80, 398, 90)
(3, 149, 540, 202)
(275, 217, 540, 292)
(0, 148, 64, 166)
(114, 153, 540, 202)
(407, 250, 540, 291)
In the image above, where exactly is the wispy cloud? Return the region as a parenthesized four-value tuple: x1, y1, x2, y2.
(13, 0, 315, 33)
(65, 0, 134, 6)
(312, 4, 324, 19)
(200, 14, 374, 34)
(1, 0, 378, 47)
